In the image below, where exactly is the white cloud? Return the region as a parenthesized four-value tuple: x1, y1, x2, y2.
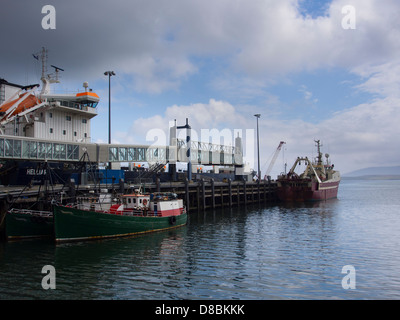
(115, 99, 248, 144)
(259, 96, 400, 175)
(2, 0, 400, 174)
(352, 60, 400, 98)
(113, 93, 400, 175)
(93, 0, 400, 174)
(298, 85, 317, 102)
(4, 0, 400, 89)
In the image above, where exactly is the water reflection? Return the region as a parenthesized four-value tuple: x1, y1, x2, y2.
(2, 180, 400, 299)
(52, 228, 188, 299)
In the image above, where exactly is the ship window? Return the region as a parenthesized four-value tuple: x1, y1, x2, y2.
(4, 139, 21, 157)
(53, 143, 66, 159)
(49, 112, 53, 118)
(81, 101, 98, 108)
(66, 116, 71, 121)
(82, 119, 87, 124)
(74, 131, 77, 136)
(50, 128, 53, 133)
(67, 144, 79, 160)
(63, 130, 66, 135)
(128, 198, 131, 204)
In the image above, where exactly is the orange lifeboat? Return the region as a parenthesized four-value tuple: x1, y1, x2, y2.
(0, 94, 41, 122)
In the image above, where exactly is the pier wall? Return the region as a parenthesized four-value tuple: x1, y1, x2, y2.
(152, 179, 278, 212)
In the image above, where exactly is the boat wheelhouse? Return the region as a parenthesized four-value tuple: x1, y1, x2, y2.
(109, 192, 184, 217)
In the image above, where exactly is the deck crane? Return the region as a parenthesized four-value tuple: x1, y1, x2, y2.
(265, 141, 286, 179)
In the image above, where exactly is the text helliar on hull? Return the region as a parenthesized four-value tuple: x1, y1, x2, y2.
(276, 140, 340, 202)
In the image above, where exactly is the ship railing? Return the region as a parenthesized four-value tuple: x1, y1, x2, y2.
(65, 203, 79, 208)
(103, 208, 161, 217)
(8, 208, 53, 217)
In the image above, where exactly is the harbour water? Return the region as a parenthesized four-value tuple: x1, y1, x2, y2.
(1, 179, 400, 300)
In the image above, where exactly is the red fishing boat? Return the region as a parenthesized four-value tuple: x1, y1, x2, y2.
(277, 140, 340, 202)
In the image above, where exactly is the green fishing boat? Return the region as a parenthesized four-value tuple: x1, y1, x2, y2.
(53, 192, 187, 242)
(5, 189, 114, 241)
(6, 208, 53, 240)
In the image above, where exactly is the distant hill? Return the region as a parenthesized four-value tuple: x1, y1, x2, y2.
(343, 166, 400, 180)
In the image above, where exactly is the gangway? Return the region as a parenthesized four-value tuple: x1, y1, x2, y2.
(0, 134, 243, 166)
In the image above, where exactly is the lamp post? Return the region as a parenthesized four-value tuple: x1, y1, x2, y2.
(104, 71, 115, 145)
(254, 114, 261, 181)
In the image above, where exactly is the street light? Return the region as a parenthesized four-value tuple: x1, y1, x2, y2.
(104, 71, 115, 145)
(254, 114, 261, 181)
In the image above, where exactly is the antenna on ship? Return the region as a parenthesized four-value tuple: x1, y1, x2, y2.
(314, 139, 323, 165)
(38, 47, 48, 81)
(33, 47, 64, 95)
(50, 65, 64, 83)
(325, 153, 330, 166)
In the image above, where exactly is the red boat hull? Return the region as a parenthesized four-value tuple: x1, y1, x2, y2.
(277, 179, 340, 202)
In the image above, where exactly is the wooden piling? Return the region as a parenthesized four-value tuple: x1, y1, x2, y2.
(228, 179, 232, 207)
(201, 179, 206, 211)
(211, 179, 215, 209)
(185, 179, 190, 213)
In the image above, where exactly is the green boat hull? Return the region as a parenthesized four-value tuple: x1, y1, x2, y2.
(53, 205, 188, 242)
(6, 211, 53, 240)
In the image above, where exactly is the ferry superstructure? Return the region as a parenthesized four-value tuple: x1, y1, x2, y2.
(0, 47, 99, 143)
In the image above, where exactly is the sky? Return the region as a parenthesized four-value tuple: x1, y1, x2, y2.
(1, 0, 399, 176)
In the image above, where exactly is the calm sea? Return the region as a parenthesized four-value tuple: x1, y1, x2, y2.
(1, 179, 400, 300)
